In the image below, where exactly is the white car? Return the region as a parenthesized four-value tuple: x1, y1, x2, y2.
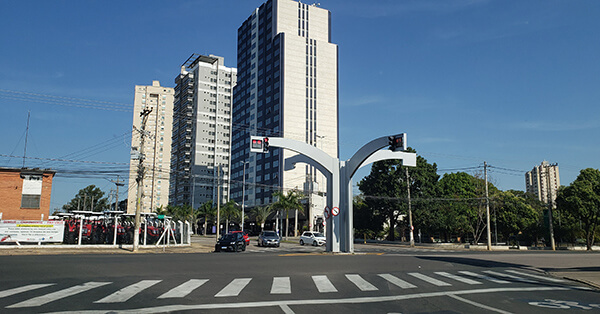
(299, 231, 326, 246)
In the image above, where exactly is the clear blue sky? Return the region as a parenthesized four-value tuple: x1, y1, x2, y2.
(1, 0, 599, 211)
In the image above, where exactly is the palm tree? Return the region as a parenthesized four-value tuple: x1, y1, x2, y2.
(251, 206, 274, 231)
(198, 201, 216, 235)
(221, 200, 241, 234)
(272, 190, 304, 239)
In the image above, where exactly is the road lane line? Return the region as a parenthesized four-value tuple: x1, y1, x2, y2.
(271, 277, 291, 294)
(157, 279, 209, 299)
(458, 271, 510, 284)
(95, 280, 162, 303)
(448, 294, 513, 314)
(434, 272, 482, 285)
(377, 274, 416, 289)
(504, 270, 566, 283)
(215, 278, 252, 297)
(345, 274, 378, 291)
(6, 282, 111, 308)
(312, 275, 338, 293)
(408, 272, 452, 286)
(0, 284, 55, 299)
(483, 271, 536, 283)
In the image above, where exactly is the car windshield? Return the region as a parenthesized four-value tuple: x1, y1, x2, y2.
(314, 232, 324, 237)
(221, 234, 236, 241)
(263, 231, 277, 237)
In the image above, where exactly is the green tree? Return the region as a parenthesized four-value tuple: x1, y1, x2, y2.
(198, 201, 216, 235)
(62, 185, 109, 212)
(251, 205, 273, 231)
(221, 200, 241, 234)
(353, 195, 386, 239)
(556, 168, 600, 250)
(272, 190, 304, 239)
(358, 149, 438, 241)
(495, 190, 543, 245)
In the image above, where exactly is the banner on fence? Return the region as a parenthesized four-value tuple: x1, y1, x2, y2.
(0, 220, 64, 243)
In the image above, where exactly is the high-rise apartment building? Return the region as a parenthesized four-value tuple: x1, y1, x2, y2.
(169, 54, 237, 209)
(230, 0, 338, 224)
(526, 161, 560, 206)
(127, 81, 174, 213)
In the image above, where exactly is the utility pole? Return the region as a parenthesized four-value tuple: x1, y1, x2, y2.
(110, 176, 125, 211)
(23, 111, 30, 168)
(216, 164, 221, 242)
(133, 107, 152, 252)
(405, 168, 414, 247)
(484, 162, 491, 250)
(545, 164, 556, 251)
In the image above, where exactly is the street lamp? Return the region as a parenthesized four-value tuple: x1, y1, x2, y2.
(241, 161, 249, 232)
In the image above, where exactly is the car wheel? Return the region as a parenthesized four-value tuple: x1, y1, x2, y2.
(313, 240, 317, 246)
(242, 244, 246, 251)
(300, 239, 304, 245)
(258, 241, 261, 247)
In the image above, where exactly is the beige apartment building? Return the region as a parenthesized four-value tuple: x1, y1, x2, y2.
(127, 81, 174, 213)
(525, 161, 560, 206)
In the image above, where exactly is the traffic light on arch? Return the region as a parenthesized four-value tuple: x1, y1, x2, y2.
(263, 137, 269, 152)
(388, 134, 406, 152)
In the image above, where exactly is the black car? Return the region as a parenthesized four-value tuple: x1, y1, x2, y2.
(215, 232, 246, 252)
(257, 230, 280, 247)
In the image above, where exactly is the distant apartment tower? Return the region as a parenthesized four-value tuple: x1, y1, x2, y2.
(526, 161, 560, 206)
(169, 54, 237, 209)
(230, 0, 338, 214)
(127, 81, 174, 213)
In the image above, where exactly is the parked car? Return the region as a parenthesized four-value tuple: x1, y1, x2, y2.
(215, 233, 246, 252)
(299, 231, 326, 246)
(258, 230, 280, 247)
(231, 230, 250, 245)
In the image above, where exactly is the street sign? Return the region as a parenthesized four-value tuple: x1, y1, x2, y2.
(323, 206, 331, 219)
(331, 207, 339, 216)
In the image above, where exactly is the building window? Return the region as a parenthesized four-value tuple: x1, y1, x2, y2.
(21, 195, 41, 209)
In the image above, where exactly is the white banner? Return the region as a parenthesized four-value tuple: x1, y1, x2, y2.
(0, 220, 64, 243)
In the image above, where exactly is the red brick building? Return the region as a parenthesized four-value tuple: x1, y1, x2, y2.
(0, 167, 55, 220)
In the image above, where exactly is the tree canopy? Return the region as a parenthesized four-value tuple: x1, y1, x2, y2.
(62, 185, 109, 212)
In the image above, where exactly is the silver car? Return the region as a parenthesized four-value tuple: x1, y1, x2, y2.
(258, 230, 280, 247)
(299, 231, 326, 246)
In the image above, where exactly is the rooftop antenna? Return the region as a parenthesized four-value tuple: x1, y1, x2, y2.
(23, 111, 30, 168)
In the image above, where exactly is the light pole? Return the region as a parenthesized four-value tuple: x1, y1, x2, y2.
(241, 161, 249, 232)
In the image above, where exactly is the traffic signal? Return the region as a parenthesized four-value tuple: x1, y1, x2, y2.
(263, 137, 269, 152)
(388, 134, 406, 152)
(251, 138, 263, 151)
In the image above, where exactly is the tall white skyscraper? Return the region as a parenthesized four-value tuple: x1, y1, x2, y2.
(230, 0, 338, 227)
(169, 54, 237, 209)
(526, 161, 560, 206)
(127, 81, 174, 213)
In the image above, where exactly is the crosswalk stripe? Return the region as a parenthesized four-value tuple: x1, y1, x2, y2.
(6, 282, 111, 308)
(458, 271, 510, 284)
(504, 270, 566, 283)
(215, 278, 252, 297)
(0, 284, 55, 299)
(157, 279, 209, 299)
(408, 273, 452, 286)
(483, 270, 536, 283)
(345, 274, 378, 291)
(271, 277, 291, 294)
(312, 275, 338, 293)
(95, 280, 161, 303)
(434, 272, 482, 285)
(378, 274, 417, 289)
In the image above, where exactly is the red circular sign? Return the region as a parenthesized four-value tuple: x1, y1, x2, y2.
(323, 206, 331, 219)
(331, 207, 340, 216)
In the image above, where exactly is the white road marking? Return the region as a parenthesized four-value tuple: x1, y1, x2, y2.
(43, 286, 574, 314)
(504, 270, 566, 283)
(408, 272, 452, 286)
(345, 274, 378, 291)
(6, 282, 111, 308)
(157, 279, 209, 299)
(95, 280, 162, 303)
(378, 273, 417, 289)
(448, 294, 513, 314)
(271, 277, 291, 294)
(458, 271, 510, 284)
(280, 303, 295, 314)
(215, 278, 252, 297)
(483, 271, 536, 283)
(312, 275, 338, 293)
(0, 284, 55, 299)
(434, 272, 482, 285)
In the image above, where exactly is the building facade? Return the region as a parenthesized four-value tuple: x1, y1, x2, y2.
(526, 161, 560, 206)
(230, 0, 338, 227)
(169, 54, 237, 209)
(127, 81, 174, 213)
(0, 167, 55, 220)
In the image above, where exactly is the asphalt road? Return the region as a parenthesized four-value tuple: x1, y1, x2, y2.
(1, 242, 598, 314)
